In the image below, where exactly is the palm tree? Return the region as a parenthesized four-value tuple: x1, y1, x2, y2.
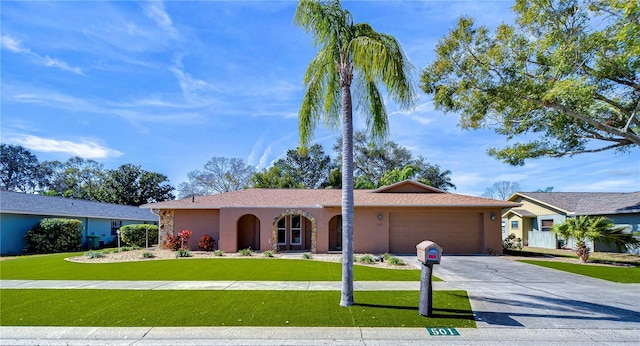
(552, 216, 640, 263)
(295, 0, 416, 307)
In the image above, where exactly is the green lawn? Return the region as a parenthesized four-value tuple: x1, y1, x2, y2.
(0, 289, 474, 328)
(1, 252, 426, 281)
(519, 260, 640, 283)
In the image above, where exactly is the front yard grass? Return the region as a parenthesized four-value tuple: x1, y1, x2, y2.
(0, 252, 426, 281)
(509, 247, 640, 265)
(519, 260, 640, 283)
(0, 289, 474, 328)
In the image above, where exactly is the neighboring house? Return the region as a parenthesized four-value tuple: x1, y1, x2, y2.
(503, 192, 640, 253)
(141, 180, 519, 255)
(0, 191, 158, 255)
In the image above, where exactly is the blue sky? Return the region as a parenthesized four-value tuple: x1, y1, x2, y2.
(2, 0, 638, 196)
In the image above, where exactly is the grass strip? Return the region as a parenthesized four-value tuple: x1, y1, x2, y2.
(518, 260, 640, 283)
(0, 253, 426, 281)
(0, 289, 473, 328)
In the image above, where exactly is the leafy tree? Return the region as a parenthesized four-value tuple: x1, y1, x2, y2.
(552, 215, 640, 262)
(334, 130, 412, 186)
(333, 132, 456, 190)
(482, 181, 521, 200)
(421, 0, 640, 165)
(250, 165, 303, 189)
(280, 144, 333, 189)
(378, 164, 421, 187)
(252, 144, 333, 189)
(413, 156, 456, 191)
(0, 144, 42, 192)
(295, 0, 415, 306)
(178, 157, 255, 198)
(39, 157, 105, 200)
(100, 164, 175, 206)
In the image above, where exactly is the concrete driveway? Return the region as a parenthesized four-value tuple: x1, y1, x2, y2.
(424, 256, 640, 329)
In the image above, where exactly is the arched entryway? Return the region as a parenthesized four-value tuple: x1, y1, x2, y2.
(237, 214, 260, 251)
(328, 215, 342, 252)
(272, 210, 316, 253)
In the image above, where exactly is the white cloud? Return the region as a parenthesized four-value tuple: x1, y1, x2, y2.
(170, 66, 216, 102)
(1, 34, 83, 75)
(141, 1, 178, 39)
(9, 135, 122, 159)
(41, 55, 83, 75)
(1, 35, 28, 53)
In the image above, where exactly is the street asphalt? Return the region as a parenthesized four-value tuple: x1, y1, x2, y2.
(1, 255, 639, 345)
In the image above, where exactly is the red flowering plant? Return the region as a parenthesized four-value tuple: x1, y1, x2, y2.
(162, 234, 181, 251)
(178, 229, 192, 249)
(198, 234, 216, 251)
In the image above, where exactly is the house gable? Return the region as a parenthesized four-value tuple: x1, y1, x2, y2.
(372, 180, 445, 194)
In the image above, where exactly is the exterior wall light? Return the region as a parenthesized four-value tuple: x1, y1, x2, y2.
(378, 212, 383, 221)
(491, 213, 496, 220)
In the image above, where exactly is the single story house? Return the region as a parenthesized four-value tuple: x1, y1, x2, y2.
(141, 180, 519, 255)
(503, 191, 640, 253)
(0, 191, 158, 255)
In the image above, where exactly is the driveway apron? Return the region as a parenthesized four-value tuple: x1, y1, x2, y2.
(427, 256, 640, 329)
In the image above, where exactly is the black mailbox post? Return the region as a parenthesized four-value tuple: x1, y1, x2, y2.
(416, 240, 443, 317)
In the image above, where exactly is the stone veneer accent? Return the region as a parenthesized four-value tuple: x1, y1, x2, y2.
(272, 209, 317, 253)
(159, 210, 175, 249)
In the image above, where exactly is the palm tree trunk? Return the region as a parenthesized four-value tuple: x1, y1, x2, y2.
(340, 81, 355, 307)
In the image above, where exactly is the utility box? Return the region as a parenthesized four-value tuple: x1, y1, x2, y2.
(416, 241, 443, 265)
(86, 235, 100, 250)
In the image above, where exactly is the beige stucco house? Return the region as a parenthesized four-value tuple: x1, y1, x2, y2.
(141, 180, 519, 255)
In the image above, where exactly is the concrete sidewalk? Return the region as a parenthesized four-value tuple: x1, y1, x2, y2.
(2, 326, 639, 345)
(0, 279, 421, 291)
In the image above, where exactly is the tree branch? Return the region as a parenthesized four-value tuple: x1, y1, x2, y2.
(521, 96, 640, 146)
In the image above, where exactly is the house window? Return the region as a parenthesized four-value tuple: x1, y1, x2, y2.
(541, 220, 554, 232)
(291, 215, 302, 245)
(511, 220, 519, 230)
(277, 217, 286, 245)
(111, 220, 122, 236)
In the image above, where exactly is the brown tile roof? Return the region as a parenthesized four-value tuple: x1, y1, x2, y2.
(142, 188, 519, 210)
(511, 192, 640, 215)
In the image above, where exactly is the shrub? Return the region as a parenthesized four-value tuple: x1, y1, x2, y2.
(214, 250, 224, 256)
(359, 254, 375, 264)
(239, 247, 252, 256)
(162, 234, 182, 251)
(84, 250, 104, 259)
(198, 234, 216, 251)
(119, 224, 158, 247)
(142, 251, 155, 259)
(387, 256, 405, 266)
(178, 229, 192, 249)
(302, 253, 312, 259)
(263, 250, 274, 257)
(176, 249, 192, 258)
(24, 218, 83, 254)
(503, 233, 523, 250)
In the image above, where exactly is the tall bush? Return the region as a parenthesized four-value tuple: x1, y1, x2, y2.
(24, 218, 83, 253)
(119, 224, 158, 247)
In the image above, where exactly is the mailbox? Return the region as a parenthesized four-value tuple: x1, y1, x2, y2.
(416, 240, 443, 265)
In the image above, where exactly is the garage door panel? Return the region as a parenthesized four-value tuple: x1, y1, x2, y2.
(389, 212, 481, 254)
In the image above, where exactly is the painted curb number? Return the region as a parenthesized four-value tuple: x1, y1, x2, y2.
(426, 327, 460, 336)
